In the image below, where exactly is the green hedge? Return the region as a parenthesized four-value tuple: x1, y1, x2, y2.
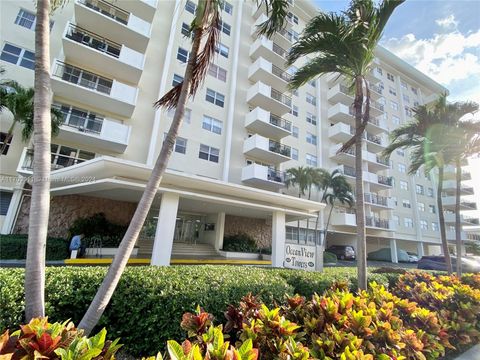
(0, 266, 399, 356)
(0, 234, 69, 260)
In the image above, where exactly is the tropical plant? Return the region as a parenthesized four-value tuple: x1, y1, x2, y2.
(287, 0, 404, 289)
(78, 0, 290, 334)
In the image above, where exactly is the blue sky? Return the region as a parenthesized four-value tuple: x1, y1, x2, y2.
(312, 0, 480, 104)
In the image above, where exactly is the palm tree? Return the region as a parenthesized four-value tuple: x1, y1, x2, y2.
(287, 0, 404, 289)
(78, 0, 289, 335)
(0, 81, 62, 155)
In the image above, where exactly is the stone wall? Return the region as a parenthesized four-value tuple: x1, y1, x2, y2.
(224, 215, 272, 249)
(14, 194, 137, 238)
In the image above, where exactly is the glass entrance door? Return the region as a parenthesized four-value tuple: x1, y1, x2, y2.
(174, 214, 204, 244)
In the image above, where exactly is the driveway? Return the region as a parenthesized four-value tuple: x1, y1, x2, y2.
(327, 259, 419, 269)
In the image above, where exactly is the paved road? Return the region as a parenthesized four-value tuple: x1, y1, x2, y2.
(327, 259, 419, 269)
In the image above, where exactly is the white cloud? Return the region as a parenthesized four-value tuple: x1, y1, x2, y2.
(435, 15, 458, 30)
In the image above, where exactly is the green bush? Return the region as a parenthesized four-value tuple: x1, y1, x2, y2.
(0, 234, 69, 260)
(323, 251, 337, 264)
(68, 213, 127, 247)
(222, 233, 258, 253)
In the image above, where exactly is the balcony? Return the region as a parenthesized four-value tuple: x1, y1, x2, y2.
(327, 70, 381, 87)
(327, 84, 353, 106)
(365, 216, 394, 230)
(331, 211, 357, 227)
(248, 57, 291, 91)
(369, 100, 385, 116)
(443, 180, 475, 195)
(245, 107, 291, 139)
(115, 0, 158, 23)
(327, 103, 387, 134)
(331, 212, 395, 231)
(63, 23, 144, 84)
(251, 15, 293, 50)
(446, 231, 468, 242)
(329, 143, 356, 166)
(365, 152, 390, 171)
(243, 134, 291, 164)
(364, 172, 393, 191)
(328, 122, 353, 143)
(57, 105, 131, 153)
(364, 193, 394, 209)
(74, 0, 151, 52)
(365, 132, 386, 153)
(369, 83, 383, 99)
(249, 36, 287, 67)
(51, 60, 138, 117)
(241, 164, 286, 189)
(247, 82, 292, 115)
(444, 213, 480, 225)
(442, 197, 478, 211)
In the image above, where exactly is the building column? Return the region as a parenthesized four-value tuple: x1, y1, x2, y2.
(151, 192, 180, 266)
(390, 239, 398, 263)
(1, 188, 23, 234)
(271, 211, 286, 267)
(417, 242, 425, 258)
(214, 212, 225, 251)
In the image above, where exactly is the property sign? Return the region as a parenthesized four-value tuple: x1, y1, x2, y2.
(284, 244, 316, 271)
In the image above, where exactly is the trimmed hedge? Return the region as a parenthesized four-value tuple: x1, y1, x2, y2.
(0, 234, 69, 260)
(0, 266, 399, 355)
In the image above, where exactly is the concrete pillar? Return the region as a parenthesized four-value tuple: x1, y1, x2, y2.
(271, 211, 286, 267)
(214, 212, 225, 251)
(1, 189, 23, 234)
(390, 239, 398, 263)
(151, 192, 180, 266)
(417, 242, 425, 258)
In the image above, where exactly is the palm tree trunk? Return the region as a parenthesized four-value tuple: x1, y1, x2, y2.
(455, 158, 462, 276)
(25, 0, 51, 320)
(437, 165, 452, 274)
(324, 205, 334, 245)
(0, 120, 16, 155)
(78, 22, 204, 336)
(354, 76, 367, 290)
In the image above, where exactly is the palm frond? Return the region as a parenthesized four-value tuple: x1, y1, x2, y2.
(256, 0, 289, 37)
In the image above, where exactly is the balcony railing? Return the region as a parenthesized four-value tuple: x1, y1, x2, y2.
(267, 167, 287, 184)
(271, 88, 292, 107)
(364, 193, 388, 207)
(269, 139, 291, 157)
(378, 175, 393, 186)
(56, 104, 103, 134)
(277, 28, 293, 42)
(21, 149, 90, 171)
(52, 61, 113, 94)
(371, 100, 384, 112)
(65, 23, 122, 58)
(376, 155, 390, 166)
(365, 216, 390, 229)
(270, 113, 292, 132)
(464, 216, 480, 225)
(78, 0, 129, 25)
(272, 42, 288, 58)
(370, 84, 383, 94)
(271, 64, 292, 82)
(366, 132, 381, 144)
(342, 165, 356, 177)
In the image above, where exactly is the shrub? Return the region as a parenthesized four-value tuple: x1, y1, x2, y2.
(222, 233, 258, 253)
(68, 213, 127, 247)
(323, 251, 337, 264)
(0, 234, 69, 260)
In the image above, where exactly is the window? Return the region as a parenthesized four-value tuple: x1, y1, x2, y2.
(15, 9, 53, 31)
(306, 93, 316, 106)
(376, 67, 383, 75)
(0, 191, 13, 216)
(199, 144, 219, 163)
(291, 148, 298, 160)
(205, 88, 225, 107)
(389, 86, 396, 96)
(416, 184, 424, 195)
(401, 80, 408, 90)
(216, 20, 231, 35)
(208, 63, 227, 82)
(390, 101, 399, 111)
(215, 43, 229, 58)
(286, 66, 298, 76)
(308, 79, 316, 87)
(429, 205, 436, 214)
(393, 215, 400, 225)
(402, 199, 411, 208)
(391, 196, 398, 206)
(220, 0, 233, 14)
(1, 43, 35, 70)
(292, 126, 299, 138)
(392, 115, 400, 125)
(404, 218, 414, 228)
(306, 112, 316, 125)
(427, 187, 434, 197)
(420, 220, 428, 230)
(0, 132, 12, 155)
(306, 153, 317, 167)
(49, 144, 95, 170)
(181, 22, 190, 36)
(405, 106, 413, 117)
(167, 107, 191, 124)
(387, 73, 395, 82)
(172, 74, 183, 86)
(403, 94, 410, 103)
(400, 180, 408, 190)
(177, 47, 189, 63)
(396, 149, 405, 156)
(411, 87, 418, 95)
(287, 29, 299, 42)
(306, 132, 317, 145)
(418, 202, 425, 212)
(287, 12, 299, 24)
(185, 0, 197, 14)
(202, 115, 222, 134)
(290, 104, 298, 117)
(164, 134, 187, 154)
(432, 222, 439, 231)
(398, 163, 406, 173)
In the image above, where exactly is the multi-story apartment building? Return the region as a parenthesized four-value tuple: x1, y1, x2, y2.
(1, 0, 477, 265)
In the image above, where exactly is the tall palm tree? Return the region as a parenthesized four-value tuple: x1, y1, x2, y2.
(287, 0, 404, 289)
(78, 0, 289, 334)
(0, 81, 62, 155)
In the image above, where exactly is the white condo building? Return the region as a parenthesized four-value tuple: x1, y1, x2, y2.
(1, 0, 478, 265)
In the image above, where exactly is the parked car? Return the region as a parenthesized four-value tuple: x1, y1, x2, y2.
(326, 245, 356, 260)
(407, 252, 419, 263)
(367, 248, 410, 263)
(417, 256, 480, 272)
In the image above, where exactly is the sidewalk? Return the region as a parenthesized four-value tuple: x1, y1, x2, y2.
(453, 344, 480, 360)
